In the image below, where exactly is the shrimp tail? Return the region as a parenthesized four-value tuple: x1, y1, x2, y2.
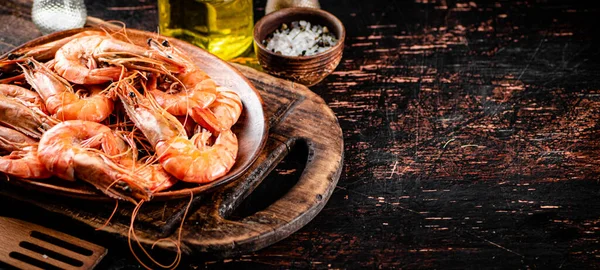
(0, 127, 51, 179)
(0, 145, 52, 179)
(189, 88, 243, 133)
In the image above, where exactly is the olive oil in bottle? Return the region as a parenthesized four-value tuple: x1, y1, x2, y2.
(158, 0, 253, 60)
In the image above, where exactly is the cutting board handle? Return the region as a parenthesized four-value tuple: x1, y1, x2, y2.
(180, 66, 344, 256)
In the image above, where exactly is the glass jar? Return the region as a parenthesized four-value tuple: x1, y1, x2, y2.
(158, 0, 253, 60)
(32, 0, 87, 35)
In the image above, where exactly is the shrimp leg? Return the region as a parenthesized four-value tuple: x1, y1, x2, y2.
(189, 87, 243, 133)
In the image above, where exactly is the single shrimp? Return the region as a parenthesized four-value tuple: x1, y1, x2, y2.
(3, 30, 107, 63)
(37, 120, 154, 202)
(144, 72, 216, 116)
(146, 39, 211, 89)
(0, 83, 47, 113)
(0, 126, 52, 179)
(117, 80, 238, 183)
(142, 39, 218, 118)
(53, 34, 183, 85)
(1, 31, 107, 81)
(21, 59, 114, 122)
(189, 87, 243, 133)
(146, 39, 242, 132)
(0, 94, 58, 139)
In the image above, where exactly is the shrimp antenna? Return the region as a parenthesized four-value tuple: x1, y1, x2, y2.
(97, 20, 135, 45)
(95, 200, 119, 231)
(128, 192, 190, 269)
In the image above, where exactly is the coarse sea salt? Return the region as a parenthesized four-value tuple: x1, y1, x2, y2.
(263, 20, 338, 57)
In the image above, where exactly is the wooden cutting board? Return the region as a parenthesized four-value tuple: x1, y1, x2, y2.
(0, 21, 344, 258)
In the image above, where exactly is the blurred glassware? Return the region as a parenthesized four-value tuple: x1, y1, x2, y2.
(158, 0, 253, 61)
(265, 0, 320, 14)
(32, 0, 87, 35)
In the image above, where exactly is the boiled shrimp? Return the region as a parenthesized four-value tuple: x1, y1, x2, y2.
(37, 120, 154, 202)
(147, 39, 242, 131)
(53, 34, 183, 85)
(147, 39, 212, 90)
(0, 31, 107, 83)
(116, 131, 178, 192)
(0, 144, 52, 179)
(0, 126, 51, 179)
(0, 94, 58, 139)
(117, 80, 238, 183)
(143, 39, 219, 118)
(0, 83, 47, 113)
(21, 59, 114, 122)
(189, 87, 243, 133)
(3, 30, 107, 64)
(0, 126, 36, 154)
(144, 72, 216, 116)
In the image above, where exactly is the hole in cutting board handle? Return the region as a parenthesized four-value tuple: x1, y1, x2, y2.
(19, 241, 84, 267)
(30, 231, 94, 256)
(9, 251, 62, 270)
(227, 139, 309, 221)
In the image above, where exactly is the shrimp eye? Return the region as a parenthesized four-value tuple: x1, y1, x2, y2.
(7, 53, 20, 60)
(116, 181, 131, 193)
(147, 38, 153, 46)
(162, 40, 170, 47)
(26, 61, 35, 68)
(129, 91, 136, 98)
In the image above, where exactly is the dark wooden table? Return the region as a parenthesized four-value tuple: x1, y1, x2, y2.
(2, 0, 600, 269)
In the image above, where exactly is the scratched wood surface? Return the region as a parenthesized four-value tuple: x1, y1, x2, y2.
(2, 0, 600, 269)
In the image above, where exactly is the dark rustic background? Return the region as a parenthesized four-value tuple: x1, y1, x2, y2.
(1, 0, 600, 269)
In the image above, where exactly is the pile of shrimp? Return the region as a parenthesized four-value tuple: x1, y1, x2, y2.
(0, 29, 243, 203)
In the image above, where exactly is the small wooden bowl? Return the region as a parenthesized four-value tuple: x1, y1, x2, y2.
(254, 7, 345, 87)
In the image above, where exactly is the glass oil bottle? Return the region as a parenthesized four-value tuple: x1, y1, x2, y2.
(158, 0, 253, 60)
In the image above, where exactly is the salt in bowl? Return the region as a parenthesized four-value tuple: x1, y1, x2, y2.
(253, 7, 345, 86)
